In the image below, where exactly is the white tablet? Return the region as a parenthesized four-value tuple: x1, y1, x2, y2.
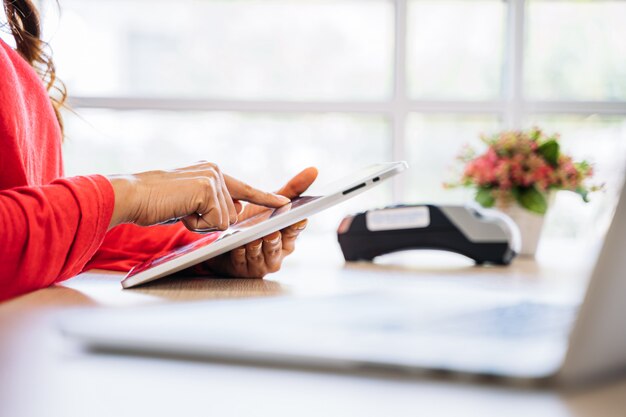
(121, 161, 408, 289)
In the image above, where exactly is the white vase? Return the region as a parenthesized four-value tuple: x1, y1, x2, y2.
(499, 204, 546, 257)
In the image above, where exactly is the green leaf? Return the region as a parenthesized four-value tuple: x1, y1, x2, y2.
(537, 140, 560, 167)
(475, 188, 495, 208)
(575, 186, 590, 203)
(513, 186, 548, 215)
(529, 128, 542, 141)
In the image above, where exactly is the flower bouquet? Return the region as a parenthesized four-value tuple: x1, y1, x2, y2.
(449, 128, 598, 255)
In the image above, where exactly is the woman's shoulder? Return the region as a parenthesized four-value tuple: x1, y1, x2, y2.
(0, 36, 44, 89)
(0, 37, 64, 189)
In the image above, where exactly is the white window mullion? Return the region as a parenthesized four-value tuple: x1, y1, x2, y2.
(67, 97, 518, 115)
(392, 0, 408, 201)
(504, 0, 526, 129)
(66, 97, 395, 114)
(527, 101, 626, 115)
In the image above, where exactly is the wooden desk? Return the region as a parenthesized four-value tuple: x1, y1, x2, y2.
(1, 236, 625, 417)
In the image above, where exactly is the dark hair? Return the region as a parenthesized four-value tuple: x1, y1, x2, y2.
(3, 0, 66, 134)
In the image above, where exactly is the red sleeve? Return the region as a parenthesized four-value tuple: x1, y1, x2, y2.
(0, 175, 114, 301)
(84, 223, 219, 273)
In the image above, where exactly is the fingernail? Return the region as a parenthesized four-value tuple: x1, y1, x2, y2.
(276, 195, 291, 204)
(233, 199, 244, 215)
(294, 219, 308, 230)
(264, 236, 281, 245)
(251, 242, 262, 250)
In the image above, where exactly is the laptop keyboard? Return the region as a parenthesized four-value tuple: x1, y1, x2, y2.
(356, 301, 578, 340)
(422, 302, 578, 339)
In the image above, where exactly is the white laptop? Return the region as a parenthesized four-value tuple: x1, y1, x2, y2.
(60, 176, 626, 386)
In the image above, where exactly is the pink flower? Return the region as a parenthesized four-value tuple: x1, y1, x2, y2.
(454, 128, 597, 207)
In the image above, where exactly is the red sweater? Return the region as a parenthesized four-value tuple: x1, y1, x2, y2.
(0, 39, 215, 301)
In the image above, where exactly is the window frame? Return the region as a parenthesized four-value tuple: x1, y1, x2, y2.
(64, 0, 626, 199)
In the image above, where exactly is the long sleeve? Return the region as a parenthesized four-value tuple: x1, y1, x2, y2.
(0, 175, 114, 301)
(84, 222, 219, 273)
(0, 37, 216, 298)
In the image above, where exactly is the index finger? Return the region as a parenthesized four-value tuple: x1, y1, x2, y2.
(224, 174, 291, 208)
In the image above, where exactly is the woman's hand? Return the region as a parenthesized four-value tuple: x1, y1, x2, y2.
(107, 161, 290, 231)
(203, 167, 318, 278)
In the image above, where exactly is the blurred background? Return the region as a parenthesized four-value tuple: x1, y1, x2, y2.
(5, 0, 626, 254)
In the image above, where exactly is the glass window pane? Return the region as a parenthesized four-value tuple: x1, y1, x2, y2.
(0, 8, 13, 46)
(526, 0, 626, 101)
(524, 116, 626, 243)
(44, 0, 394, 101)
(407, 0, 506, 100)
(62, 110, 392, 232)
(404, 114, 502, 203)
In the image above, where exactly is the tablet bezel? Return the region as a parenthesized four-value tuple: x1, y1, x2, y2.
(121, 161, 407, 288)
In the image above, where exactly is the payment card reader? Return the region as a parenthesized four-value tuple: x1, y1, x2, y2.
(337, 204, 520, 265)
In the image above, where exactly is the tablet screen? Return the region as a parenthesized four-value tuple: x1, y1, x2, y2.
(126, 196, 320, 277)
